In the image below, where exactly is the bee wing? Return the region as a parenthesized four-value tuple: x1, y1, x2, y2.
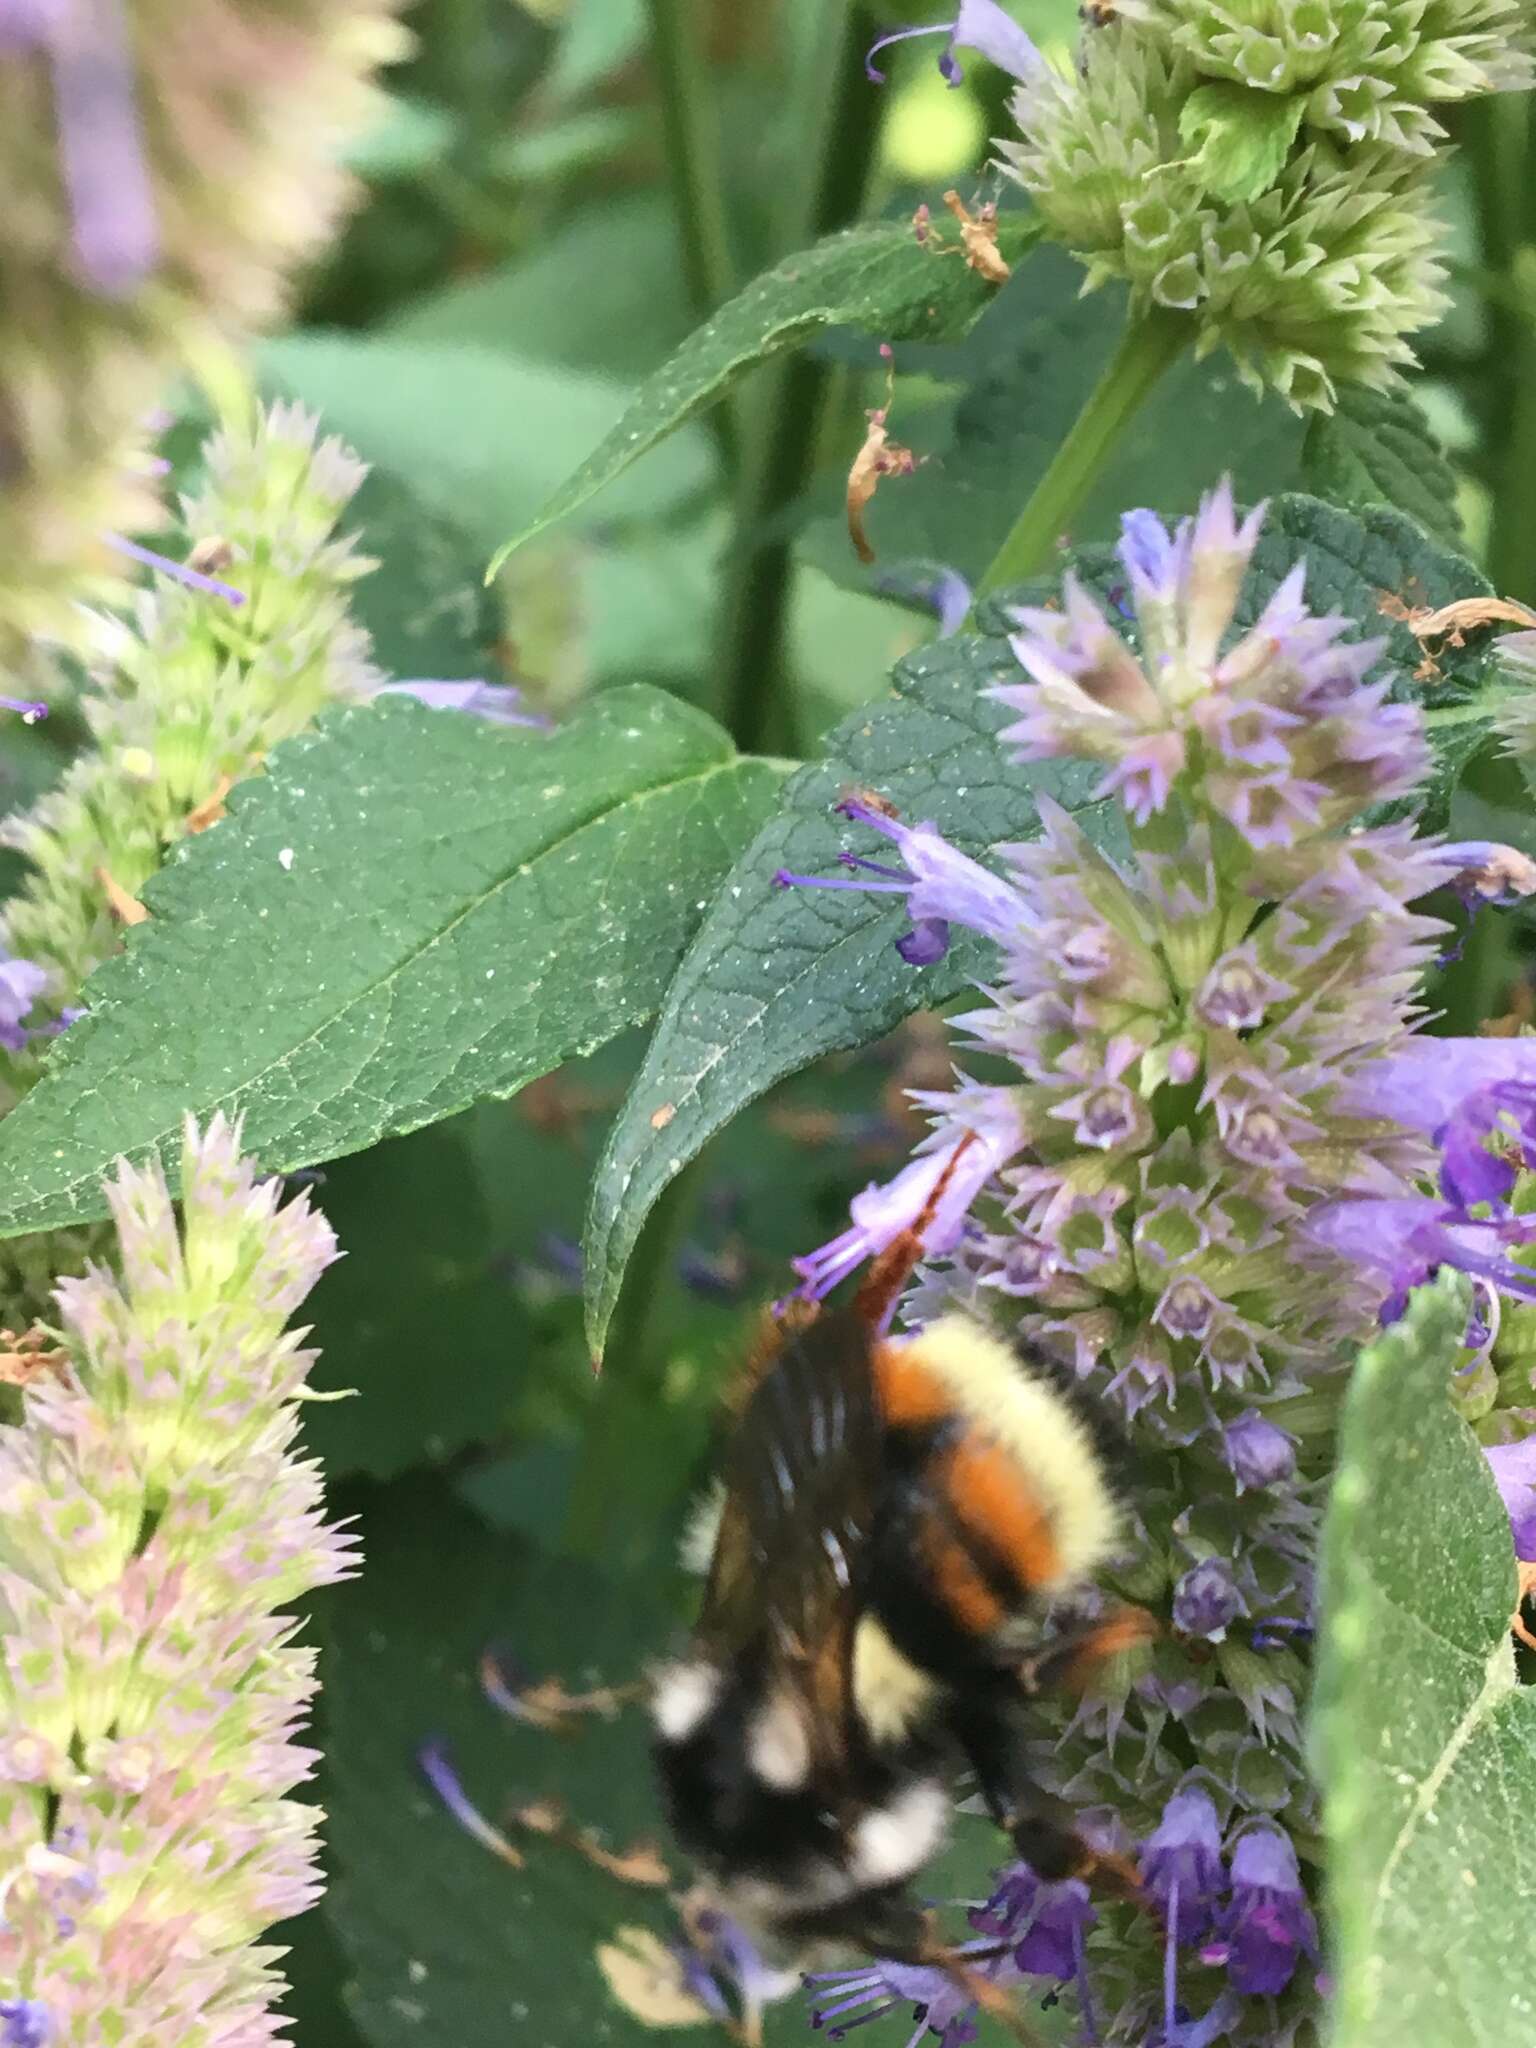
(698, 1311, 884, 1757)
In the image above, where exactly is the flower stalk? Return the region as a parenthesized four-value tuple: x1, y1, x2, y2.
(974, 306, 1188, 597)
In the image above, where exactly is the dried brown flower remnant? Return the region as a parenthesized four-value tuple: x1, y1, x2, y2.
(942, 189, 1012, 283)
(185, 773, 235, 835)
(1378, 590, 1536, 680)
(97, 866, 148, 925)
(0, 1324, 68, 1387)
(847, 352, 920, 568)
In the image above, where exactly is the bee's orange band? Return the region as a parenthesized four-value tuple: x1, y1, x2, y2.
(944, 1432, 1061, 1594)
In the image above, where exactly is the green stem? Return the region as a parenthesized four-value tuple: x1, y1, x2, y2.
(647, 0, 740, 474)
(975, 306, 1190, 598)
(718, 3, 884, 755)
(1493, 246, 1536, 604)
(1467, 94, 1535, 599)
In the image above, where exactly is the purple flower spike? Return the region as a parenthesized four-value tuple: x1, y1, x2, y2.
(0, 695, 48, 724)
(0, 2001, 51, 2048)
(1220, 1826, 1318, 1997)
(373, 679, 554, 728)
(866, 0, 1045, 87)
(1483, 1436, 1536, 1562)
(104, 533, 246, 605)
(1223, 1410, 1296, 1493)
(1141, 1787, 1226, 1943)
(48, 0, 160, 295)
(1173, 1558, 1244, 1641)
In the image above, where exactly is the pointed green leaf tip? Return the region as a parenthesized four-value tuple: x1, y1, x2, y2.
(1314, 1271, 1536, 2047)
(1178, 81, 1304, 207)
(485, 212, 1042, 579)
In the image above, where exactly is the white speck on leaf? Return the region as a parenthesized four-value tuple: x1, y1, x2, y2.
(278, 848, 295, 871)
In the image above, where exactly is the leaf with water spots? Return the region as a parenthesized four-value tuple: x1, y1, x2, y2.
(0, 690, 787, 1236)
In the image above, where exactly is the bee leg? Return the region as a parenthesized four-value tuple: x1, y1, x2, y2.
(1011, 1604, 1157, 1698)
(949, 1694, 1148, 1910)
(947, 1695, 1087, 1879)
(778, 1887, 935, 1963)
(854, 1130, 980, 1328)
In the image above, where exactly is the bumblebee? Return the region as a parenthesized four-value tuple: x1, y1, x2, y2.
(650, 1160, 1144, 1969)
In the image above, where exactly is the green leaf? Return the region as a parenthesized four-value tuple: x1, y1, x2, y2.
(347, 465, 499, 682)
(584, 492, 1502, 1359)
(1302, 387, 1465, 549)
(1313, 1273, 1536, 2048)
(487, 213, 1043, 574)
(301, 1116, 534, 1481)
(0, 690, 788, 1238)
(261, 334, 714, 559)
(314, 1475, 688, 2048)
(1179, 80, 1304, 206)
(388, 195, 694, 382)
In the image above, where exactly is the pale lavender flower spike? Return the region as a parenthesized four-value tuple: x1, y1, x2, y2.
(865, 0, 1045, 86)
(0, 1117, 352, 2036)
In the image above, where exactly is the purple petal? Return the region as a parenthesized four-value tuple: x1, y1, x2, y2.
(865, 3, 1044, 87)
(952, 0, 1047, 83)
(1342, 1037, 1536, 1137)
(1306, 1194, 1536, 1318)
(416, 1740, 526, 1867)
(373, 679, 553, 728)
(48, 0, 159, 295)
(104, 533, 245, 605)
(1483, 1437, 1536, 1561)
(792, 1093, 1026, 1304)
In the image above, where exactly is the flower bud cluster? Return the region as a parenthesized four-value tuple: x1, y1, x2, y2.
(926, 0, 1533, 407)
(0, 1116, 352, 2043)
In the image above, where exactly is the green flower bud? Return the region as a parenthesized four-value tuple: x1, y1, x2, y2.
(999, 4, 1530, 408)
